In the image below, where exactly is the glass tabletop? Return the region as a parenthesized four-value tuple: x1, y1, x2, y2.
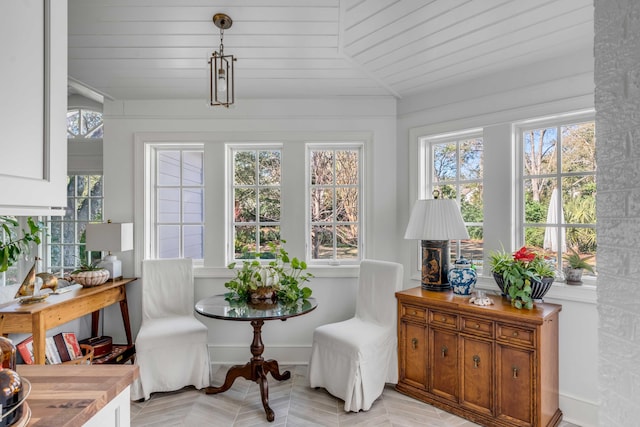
(195, 294, 318, 321)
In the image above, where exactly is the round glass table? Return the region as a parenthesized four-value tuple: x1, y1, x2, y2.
(195, 295, 317, 422)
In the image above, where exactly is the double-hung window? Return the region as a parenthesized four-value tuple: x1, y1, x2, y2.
(47, 175, 104, 274)
(143, 138, 365, 268)
(229, 145, 281, 260)
(518, 116, 596, 277)
(307, 144, 363, 265)
(152, 146, 205, 259)
(419, 132, 484, 267)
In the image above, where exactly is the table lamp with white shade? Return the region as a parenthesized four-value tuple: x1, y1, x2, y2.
(404, 193, 469, 291)
(85, 221, 134, 281)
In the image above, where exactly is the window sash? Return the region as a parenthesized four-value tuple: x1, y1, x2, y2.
(227, 144, 282, 262)
(418, 132, 484, 269)
(152, 145, 205, 260)
(45, 174, 104, 274)
(516, 114, 596, 276)
(306, 143, 364, 265)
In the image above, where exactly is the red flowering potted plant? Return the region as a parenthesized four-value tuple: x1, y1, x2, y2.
(489, 246, 556, 309)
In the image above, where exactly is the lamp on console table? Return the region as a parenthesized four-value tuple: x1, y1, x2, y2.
(86, 221, 133, 281)
(404, 192, 469, 291)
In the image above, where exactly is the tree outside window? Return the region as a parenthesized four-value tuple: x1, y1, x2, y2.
(427, 136, 484, 268)
(47, 175, 104, 274)
(308, 145, 362, 264)
(521, 120, 596, 277)
(231, 147, 281, 259)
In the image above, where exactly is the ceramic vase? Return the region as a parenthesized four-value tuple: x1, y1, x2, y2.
(448, 257, 477, 296)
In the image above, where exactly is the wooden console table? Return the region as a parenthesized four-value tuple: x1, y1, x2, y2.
(396, 287, 562, 427)
(0, 278, 137, 365)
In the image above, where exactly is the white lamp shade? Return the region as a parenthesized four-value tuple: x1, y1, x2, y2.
(86, 222, 134, 252)
(404, 199, 470, 241)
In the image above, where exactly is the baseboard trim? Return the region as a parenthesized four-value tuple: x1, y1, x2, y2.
(207, 345, 599, 426)
(559, 393, 599, 427)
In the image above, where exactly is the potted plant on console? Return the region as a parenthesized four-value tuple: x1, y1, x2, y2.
(70, 261, 110, 287)
(489, 246, 556, 309)
(563, 247, 594, 285)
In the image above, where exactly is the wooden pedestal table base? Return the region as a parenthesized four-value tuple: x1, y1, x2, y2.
(205, 320, 289, 422)
(195, 294, 318, 423)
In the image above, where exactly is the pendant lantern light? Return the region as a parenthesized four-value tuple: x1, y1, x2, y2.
(209, 13, 236, 107)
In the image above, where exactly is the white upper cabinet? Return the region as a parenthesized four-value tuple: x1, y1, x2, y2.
(0, 0, 67, 216)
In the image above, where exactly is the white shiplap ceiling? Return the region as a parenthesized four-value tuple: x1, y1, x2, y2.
(67, 0, 594, 101)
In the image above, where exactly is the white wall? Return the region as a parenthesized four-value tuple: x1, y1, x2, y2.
(594, 0, 640, 425)
(99, 97, 398, 363)
(396, 48, 599, 426)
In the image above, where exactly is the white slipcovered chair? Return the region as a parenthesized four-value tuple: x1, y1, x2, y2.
(131, 258, 210, 401)
(308, 259, 403, 412)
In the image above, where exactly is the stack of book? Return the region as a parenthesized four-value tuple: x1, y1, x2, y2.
(17, 332, 84, 364)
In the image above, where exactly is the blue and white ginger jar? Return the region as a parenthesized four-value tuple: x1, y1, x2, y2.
(448, 257, 477, 296)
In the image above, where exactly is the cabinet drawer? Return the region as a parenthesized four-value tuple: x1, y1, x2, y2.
(401, 304, 427, 322)
(497, 323, 535, 347)
(461, 316, 494, 339)
(429, 309, 458, 330)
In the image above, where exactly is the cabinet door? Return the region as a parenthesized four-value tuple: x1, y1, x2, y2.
(460, 336, 493, 416)
(0, 0, 67, 215)
(430, 328, 458, 402)
(497, 344, 534, 426)
(399, 320, 427, 389)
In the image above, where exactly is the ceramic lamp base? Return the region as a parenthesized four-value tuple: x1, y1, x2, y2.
(98, 255, 122, 281)
(420, 240, 451, 291)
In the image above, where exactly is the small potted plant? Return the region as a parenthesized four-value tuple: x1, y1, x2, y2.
(224, 240, 313, 305)
(488, 246, 556, 309)
(563, 247, 594, 285)
(70, 261, 110, 287)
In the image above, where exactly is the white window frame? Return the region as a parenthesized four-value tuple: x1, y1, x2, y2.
(135, 131, 369, 279)
(45, 174, 104, 274)
(514, 111, 596, 285)
(416, 129, 484, 269)
(148, 144, 205, 261)
(226, 143, 283, 262)
(305, 142, 364, 266)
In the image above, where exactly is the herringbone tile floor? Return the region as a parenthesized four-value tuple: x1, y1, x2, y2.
(131, 365, 581, 427)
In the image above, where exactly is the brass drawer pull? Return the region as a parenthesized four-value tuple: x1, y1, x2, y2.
(512, 331, 519, 337)
(412, 310, 418, 315)
(475, 323, 481, 329)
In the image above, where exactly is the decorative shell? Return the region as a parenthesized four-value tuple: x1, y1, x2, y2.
(70, 269, 110, 287)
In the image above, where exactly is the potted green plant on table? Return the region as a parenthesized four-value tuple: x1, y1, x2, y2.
(224, 240, 313, 305)
(489, 246, 556, 309)
(563, 247, 594, 285)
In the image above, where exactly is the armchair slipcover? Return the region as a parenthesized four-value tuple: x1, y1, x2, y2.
(131, 258, 210, 401)
(308, 259, 403, 412)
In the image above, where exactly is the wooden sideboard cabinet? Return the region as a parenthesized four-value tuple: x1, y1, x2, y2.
(396, 287, 562, 427)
